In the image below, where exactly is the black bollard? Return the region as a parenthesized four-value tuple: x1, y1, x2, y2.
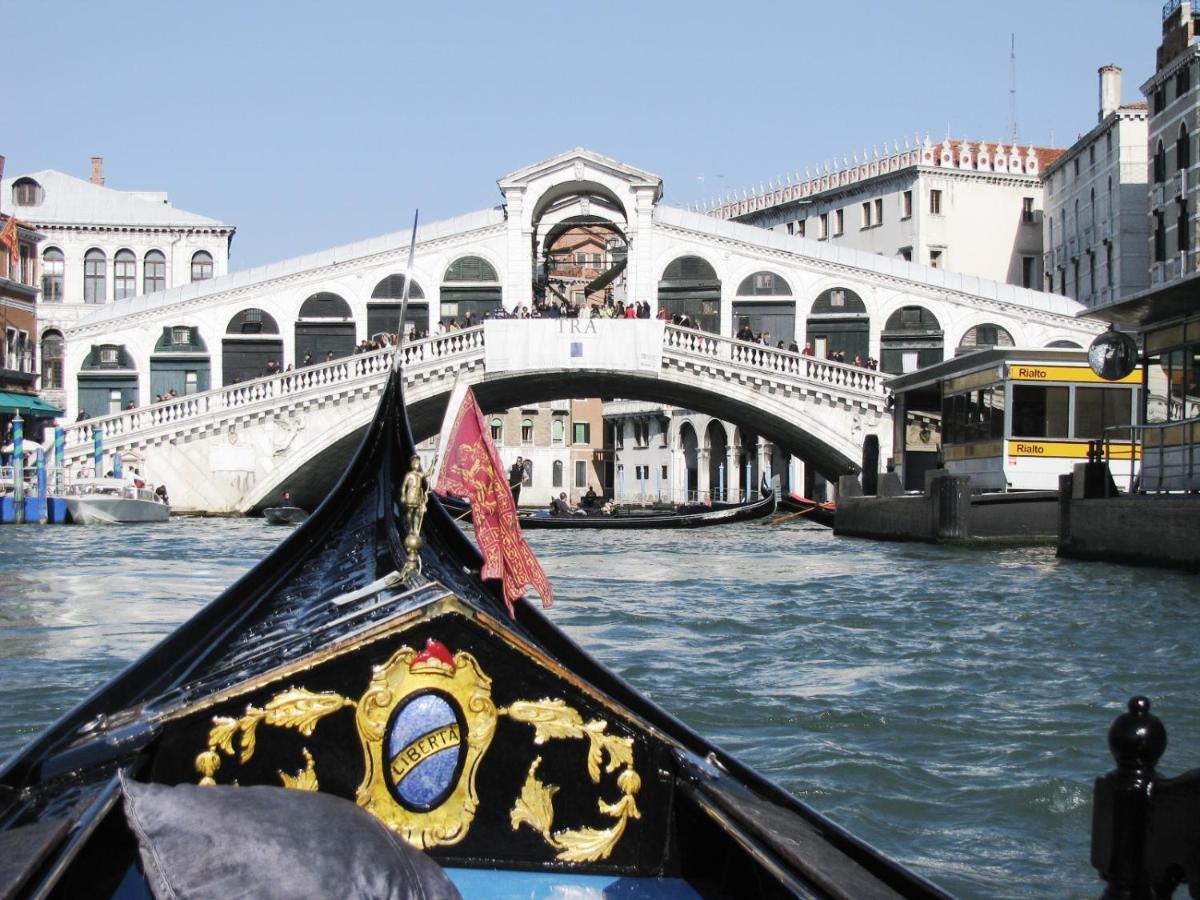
(1092, 696, 1200, 898)
(861, 434, 879, 496)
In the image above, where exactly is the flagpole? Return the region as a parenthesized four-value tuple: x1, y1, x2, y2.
(395, 210, 419, 353)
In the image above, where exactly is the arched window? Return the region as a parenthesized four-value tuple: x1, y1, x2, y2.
(658, 256, 721, 332)
(521, 418, 534, 444)
(113, 249, 136, 300)
(83, 248, 106, 303)
(444, 256, 498, 282)
(735, 271, 792, 296)
(959, 323, 1014, 350)
(191, 250, 213, 282)
(144, 250, 166, 294)
(41, 247, 64, 302)
(371, 274, 425, 299)
(490, 418, 503, 442)
(1178, 123, 1191, 171)
(552, 460, 564, 488)
(1155, 140, 1167, 184)
(551, 419, 564, 444)
(226, 308, 280, 334)
(12, 177, 43, 207)
(298, 292, 352, 318)
(40, 329, 63, 389)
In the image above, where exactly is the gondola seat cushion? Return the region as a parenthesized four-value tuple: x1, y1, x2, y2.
(120, 773, 461, 900)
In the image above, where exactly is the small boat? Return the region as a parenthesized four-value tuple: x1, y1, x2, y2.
(0, 357, 948, 898)
(440, 488, 776, 530)
(778, 492, 836, 528)
(262, 505, 310, 526)
(63, 477, 170, 524)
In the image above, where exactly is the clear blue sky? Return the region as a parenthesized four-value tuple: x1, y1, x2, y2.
(3, 0, 1159, 271)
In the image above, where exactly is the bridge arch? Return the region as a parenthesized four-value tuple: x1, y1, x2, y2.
(223, 308, 282, 383)
(296, 292, 355, 362)
(369, 273, 427, 337)
(658, 254, 722, 332)
(151, 325, 211, 398)
(807, 286, 870, 363)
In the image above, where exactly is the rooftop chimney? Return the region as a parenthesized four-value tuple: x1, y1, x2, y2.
(1099, 65, 1122, 121)
(90, 157, 104, 186)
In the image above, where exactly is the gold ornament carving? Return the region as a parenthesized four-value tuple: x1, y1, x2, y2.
(190, 642, 641, 863)
(501, 699, 641, 862)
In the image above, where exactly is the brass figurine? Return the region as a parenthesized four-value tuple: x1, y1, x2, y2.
(399, 454, 429, 580)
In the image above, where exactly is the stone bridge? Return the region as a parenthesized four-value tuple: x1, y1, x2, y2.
(55, 320, 890, 513)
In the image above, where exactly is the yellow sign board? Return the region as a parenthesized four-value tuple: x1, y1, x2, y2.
(1005, 364, 1140, 385)
(1006, 440, 1139, 460)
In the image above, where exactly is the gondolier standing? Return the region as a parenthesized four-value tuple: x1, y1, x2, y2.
(509, 456, 524, 506)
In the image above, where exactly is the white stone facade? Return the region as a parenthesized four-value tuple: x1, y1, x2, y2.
(708, 137, 1058, 290)
(1142, 2, 1200, 289)
(0, 163, 233, 410)
(1042, 66, 1150, 308)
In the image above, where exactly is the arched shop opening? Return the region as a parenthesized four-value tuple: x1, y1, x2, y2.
(958, 323, 1014, 355)
(369, 275, 426, 337)
(880, 305, 943, 374)
(678, 421, 699, 500)
(807, 288, 869, 362)
(295, 292, 355, 361)
(734, 271, 794, 345)
(441, 256, 501, 323)
(151, 325, 210, 397)
(705, 420, 729, 501)
(658, 256, 721, 332)
(78, 343, 138, 414)
(222, 308, 283, 384)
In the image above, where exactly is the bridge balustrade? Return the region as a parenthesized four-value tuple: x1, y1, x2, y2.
(60, 328, 486, 454)
(663, 325, 883, 397)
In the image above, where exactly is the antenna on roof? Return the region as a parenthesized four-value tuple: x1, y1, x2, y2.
(1009, 33, 1019, 145)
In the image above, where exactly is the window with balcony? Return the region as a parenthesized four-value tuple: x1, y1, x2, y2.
(929, 189, 942, 215)
(144, 250, 166, 294)
(84, 249, 106, 303)
(113, 249, 136, 300)
(191, 250, 213, 282)
(41, 247, 63, 302)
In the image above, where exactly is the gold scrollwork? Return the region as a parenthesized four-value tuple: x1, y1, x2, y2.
(501, 699, 641, 863)
(195, 688, 353, 789)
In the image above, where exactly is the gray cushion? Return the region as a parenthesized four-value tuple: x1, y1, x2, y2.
(120, 772, 460, 900)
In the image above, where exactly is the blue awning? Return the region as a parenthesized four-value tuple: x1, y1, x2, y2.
(0, 392, 63, 417)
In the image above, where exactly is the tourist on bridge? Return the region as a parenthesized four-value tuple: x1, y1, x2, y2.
(509, 456, 525, 505)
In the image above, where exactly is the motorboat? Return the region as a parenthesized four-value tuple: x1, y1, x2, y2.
(63, 478, 170, 525)
(0, 358, 949, 898)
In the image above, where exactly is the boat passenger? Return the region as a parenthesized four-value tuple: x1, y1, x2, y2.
(550, 492, 574, 516)
(581, 486, 599, 509)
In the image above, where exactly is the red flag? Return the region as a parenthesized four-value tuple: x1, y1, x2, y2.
(436, 388, 554, 617)
(0, 216, 17, 270)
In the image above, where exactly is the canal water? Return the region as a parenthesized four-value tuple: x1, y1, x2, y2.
(1, 516, 1198, 898)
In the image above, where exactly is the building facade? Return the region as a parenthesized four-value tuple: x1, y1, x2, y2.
(0, 159, 233, 413)
(1042, 66, 1150, 308)
(711, 137, 1063, 293)
(1143, 0, 1200, 290)
(0, 206, 51, 439)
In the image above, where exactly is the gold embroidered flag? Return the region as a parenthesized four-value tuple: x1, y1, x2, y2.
(436, 387, 554, 617)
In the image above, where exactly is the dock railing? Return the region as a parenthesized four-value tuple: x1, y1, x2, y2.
(1104, 417, 1200, 493)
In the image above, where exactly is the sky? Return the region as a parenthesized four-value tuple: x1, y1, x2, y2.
(2, 0, 1161, 271)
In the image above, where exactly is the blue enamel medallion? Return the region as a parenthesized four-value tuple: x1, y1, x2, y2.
(385, 691, 464, 810)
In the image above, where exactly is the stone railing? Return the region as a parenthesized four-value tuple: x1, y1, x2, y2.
(662, 325, 884, 398)
(61, 328, 487, 453)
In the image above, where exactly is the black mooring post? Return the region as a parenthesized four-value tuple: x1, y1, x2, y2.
(1092, 697, 1200, 898)
(861, 434, 879, 496)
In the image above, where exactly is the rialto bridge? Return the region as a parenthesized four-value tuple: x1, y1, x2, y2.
(55, 149, 1103, 512)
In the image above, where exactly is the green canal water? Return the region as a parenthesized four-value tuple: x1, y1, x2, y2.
(1, 516, 1198, 898)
